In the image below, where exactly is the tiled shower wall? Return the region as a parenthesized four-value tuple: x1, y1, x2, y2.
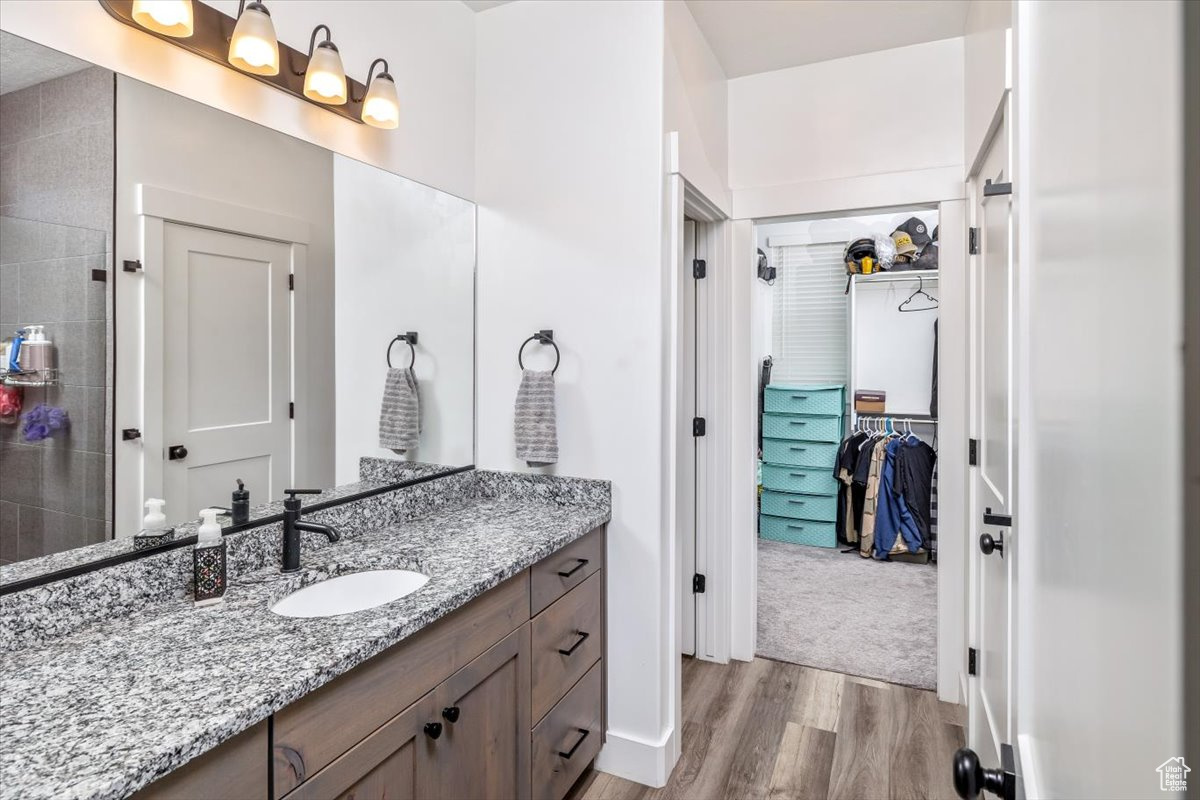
(0, 66, 114, 564)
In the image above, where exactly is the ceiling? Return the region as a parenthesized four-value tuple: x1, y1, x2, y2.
(0, 31, 92, 95)
(685, 0, 969, 78)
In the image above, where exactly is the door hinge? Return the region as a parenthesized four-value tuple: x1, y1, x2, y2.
(693, 573, 706, 593)
(289, 401, 295, 419)
(968, 646, 978, 676)
(122, 259, 142, 273)
(692, 258, 706, 279)
(692, 417, 706, 437)
(288, 274, 295, 291)
(91, 269, 107, 283)
(968, 227, 979, 255)
(983, 179, 1013, 197)
(968, 438, 978, 465)
(121, 428, 142, 441)
(983, 508, 1013, 527)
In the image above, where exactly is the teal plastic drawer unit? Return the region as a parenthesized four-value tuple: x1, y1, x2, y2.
(761, 438, 840, 469)
(760, 490, 837, 523)
(761, 463, 838, 496)
(759, 515, 837, 548)
(761, 413, 842, 443)
(764, 384, 845, 417)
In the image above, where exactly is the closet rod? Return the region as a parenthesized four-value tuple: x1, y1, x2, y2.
(855, 415, 939, 425)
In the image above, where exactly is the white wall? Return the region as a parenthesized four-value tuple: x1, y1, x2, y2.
(1015, 1, 1182, 796)
(729, 38, 966, 219)
(963, 0, 1011, 170)
(114, 77, 335, 535)
(664, 1, 730, 213)
(333, 156, 475, 482)
(474, 0, 676, 786)
(0, 0, 475, 200)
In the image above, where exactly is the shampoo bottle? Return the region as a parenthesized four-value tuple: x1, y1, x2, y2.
(193, 508, 227, 606)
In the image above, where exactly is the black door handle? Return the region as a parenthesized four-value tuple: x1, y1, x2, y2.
(979, 532, 1004, 556)
(441, 706, 460, 723)
(953, 747, 1014, 800)
(168, 445, 188, 461)
(558, 728, 590, 759)
(558, 630, 590, 656)
(423, 722, 443, 740)
(556, 558, 589, 578)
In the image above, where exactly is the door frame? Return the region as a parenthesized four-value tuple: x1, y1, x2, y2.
(114, 184, 310, 536)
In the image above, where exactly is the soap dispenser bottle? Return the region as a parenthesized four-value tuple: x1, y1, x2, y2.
(134, 498, 176, 550)
(231, 479, 250, 525)
(193, 508, 227, 606)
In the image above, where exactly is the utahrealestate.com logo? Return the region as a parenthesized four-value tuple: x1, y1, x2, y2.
(1157, 758, 1190, 792)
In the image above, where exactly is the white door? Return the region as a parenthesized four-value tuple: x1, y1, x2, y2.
(969, 105, 1016, 779)
(161, 223, 292, 524)
(680, 219, 699, 656)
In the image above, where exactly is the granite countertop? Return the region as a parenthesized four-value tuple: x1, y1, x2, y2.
(0, 492, 610, 800)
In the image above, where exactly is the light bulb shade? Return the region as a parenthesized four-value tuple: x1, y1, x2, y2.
(228, 3, 280, 76)
(362, 74, 400, 129)
(304, 43, 347, 105)
(131, 0, 194, 37)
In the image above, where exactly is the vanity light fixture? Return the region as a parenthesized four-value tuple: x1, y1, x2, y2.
(301, 25, 347, 105)
(130, 0, 194, 37)
(359, 58, 400, 129)
(227, 0, 279, 76)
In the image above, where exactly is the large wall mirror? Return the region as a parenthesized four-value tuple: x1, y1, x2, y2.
(0, 32, 475, 585)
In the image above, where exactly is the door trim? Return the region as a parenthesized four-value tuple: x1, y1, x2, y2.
(115, 185, 310, 536)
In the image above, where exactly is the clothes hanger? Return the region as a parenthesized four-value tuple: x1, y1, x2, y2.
(899, 275, 939, 313)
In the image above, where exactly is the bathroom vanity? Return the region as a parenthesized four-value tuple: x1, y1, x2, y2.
(0, 470, 610, 800)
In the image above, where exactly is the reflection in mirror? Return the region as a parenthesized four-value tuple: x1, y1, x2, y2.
(0, 33, 475, 587)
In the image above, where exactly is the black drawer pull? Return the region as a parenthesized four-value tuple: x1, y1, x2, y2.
(424, 722, 442, 740)
(789, 473, 807, 478)
(558, 728, 591, 760)
(788, 420, 808, 425)
(442, 706, 460, 723)
(788, 446, 807, 451)
(790, 395, 809, 400)
(558, 630, 590, 656)
(787, 499, 806, 505)
(787, 525, 806, 531)
(556, 558, 589, 578)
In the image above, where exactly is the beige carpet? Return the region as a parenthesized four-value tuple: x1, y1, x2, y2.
(756, 538, 937, 689)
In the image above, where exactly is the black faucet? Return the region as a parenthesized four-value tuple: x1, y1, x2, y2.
(281, 489, 342, 573)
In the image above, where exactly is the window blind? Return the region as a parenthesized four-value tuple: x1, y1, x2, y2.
(770, 242, 847, 385)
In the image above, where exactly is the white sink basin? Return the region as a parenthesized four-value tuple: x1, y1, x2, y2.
(271, 570, 429, 618)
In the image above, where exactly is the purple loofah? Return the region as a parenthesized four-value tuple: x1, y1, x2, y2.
(20, 404, 70, 442)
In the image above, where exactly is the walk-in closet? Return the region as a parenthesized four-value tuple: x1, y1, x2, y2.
(753, 208, 941, 689)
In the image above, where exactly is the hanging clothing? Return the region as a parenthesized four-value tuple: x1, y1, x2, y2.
(858, 438, 889, 558)
(894, 437, 938, 548)
(931, 319, 939, 418)
(873, 438, 923, 558)
(834, 431, 870, 545)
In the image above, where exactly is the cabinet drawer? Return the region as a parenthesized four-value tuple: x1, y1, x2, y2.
(761, 438, 839, 469)
(764, 385, 844, 417)
(531, 527, 603, 616)
(761, 413, 842, 443)
(531, 572, 603, 722)
(760, 490, 838, 522)
(532, 662, 603, 800)
(759, 515, 837, 548)
(761, 463, 839, 496)
(272, 572, 529, 798)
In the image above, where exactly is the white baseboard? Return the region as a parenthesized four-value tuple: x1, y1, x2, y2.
(594, 725, 679, 788)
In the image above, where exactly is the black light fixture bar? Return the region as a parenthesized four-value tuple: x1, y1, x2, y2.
(97, 0, 368, 124)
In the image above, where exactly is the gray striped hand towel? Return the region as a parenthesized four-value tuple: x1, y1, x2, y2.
(379, 367, 420, 452)
(514, 369, 557, 466)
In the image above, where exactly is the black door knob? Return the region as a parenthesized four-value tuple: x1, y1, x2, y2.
(168, 445, 188, 461)
(441, 706, 460, 723)
(423, 721, 443, 740)
(979, 532, 1003, 556)
(953, 747, 1010, 800)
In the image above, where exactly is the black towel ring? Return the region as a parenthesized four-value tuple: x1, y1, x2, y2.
(517, 330, 559, 375)
(387, 332, 419, 369)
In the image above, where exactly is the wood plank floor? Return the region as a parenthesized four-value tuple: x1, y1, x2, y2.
(572, 657, 966, 800)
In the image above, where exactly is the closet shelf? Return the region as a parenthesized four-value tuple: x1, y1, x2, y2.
(853, 270, 939, 284)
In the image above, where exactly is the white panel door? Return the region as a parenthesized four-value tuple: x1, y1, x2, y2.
(970, 108, 1015, 777)
(680, 219, 698, 657)
(161, 223, 292, 524)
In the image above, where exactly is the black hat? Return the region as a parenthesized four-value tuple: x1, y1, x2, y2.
(897, 217, 932, 248)
(932, 225, 939, 242)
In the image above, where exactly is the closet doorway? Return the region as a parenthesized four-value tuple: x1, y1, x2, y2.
(752, 207, 945, 690)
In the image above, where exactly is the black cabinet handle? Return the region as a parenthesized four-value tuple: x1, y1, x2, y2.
(788, 446, 807, 451)
(556, 558, 589, 578)
(787, 499, 806, 505)
(168, 445, 188, 461)
(788, 473, 807, 478)
(441, 706, 460, 723)
(788, 420, 808, 425)
(557, 630, 590, 656)
(558, 728, 591, 759)
(979, 533, 1004, 557)
(423, 722, 442, 740)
